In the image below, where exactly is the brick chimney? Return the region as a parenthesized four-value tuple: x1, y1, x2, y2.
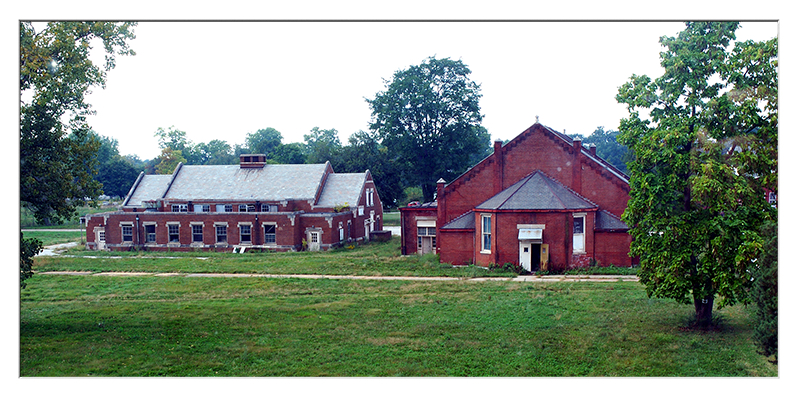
(589, 143, 597, 157)
(493, 140, 504, 195)
(572, 137, 582, 194)
(240, 154, 267, 168)
(436, 178, 446, 249)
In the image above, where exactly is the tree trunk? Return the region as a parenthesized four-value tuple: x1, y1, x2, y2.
(694, 295, 714, 328)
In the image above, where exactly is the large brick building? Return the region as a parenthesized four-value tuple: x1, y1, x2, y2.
(400, 121, 633, 272)
(86, 154, 383, 252)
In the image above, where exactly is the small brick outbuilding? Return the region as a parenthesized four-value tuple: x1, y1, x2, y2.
(400, 121, 633, 272)
(86, 154, 383, 252)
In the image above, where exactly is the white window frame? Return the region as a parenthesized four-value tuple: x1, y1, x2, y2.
(573, 213, 586, 254)
(167, 222, 180, 244)
(191, 223, 204, 243)
(239, 223, 252, 244)
(215, 223, 228, 244)
(481, 215, 492, 253)
(171, 204, 188, 212)
(143, 222, 157, 243)
(121, 222, 133, 243)
(263, 223, 277, 245)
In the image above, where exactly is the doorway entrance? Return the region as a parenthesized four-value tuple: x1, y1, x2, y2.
(519, 241, 549, 272)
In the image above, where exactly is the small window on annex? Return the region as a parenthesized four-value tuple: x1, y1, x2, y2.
(573, 214, 586, 253)
(481, 215, 492, 252)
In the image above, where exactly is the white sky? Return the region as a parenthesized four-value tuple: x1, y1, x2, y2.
(75, 21, 778, 160)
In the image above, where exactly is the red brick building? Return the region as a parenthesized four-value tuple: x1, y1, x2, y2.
(400, 121, 633, 272)
(86, 154, 383, 252)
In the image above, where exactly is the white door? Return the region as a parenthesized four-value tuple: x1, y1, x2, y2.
(519, 242, 532, 272)
(95, 228, 106, 250)
(308, 231, 320, 251)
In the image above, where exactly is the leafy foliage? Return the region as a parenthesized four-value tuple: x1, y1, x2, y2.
(367, 56, 490, 202)
(752, 220, 777, 360)
(569, 127, 633, 174)
(304, 127, 342, 164)
(20, 233, 43, 289)
(616, 22, 777, 327)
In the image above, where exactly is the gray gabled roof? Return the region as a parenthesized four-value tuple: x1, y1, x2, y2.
(124, 174, 172, 206)
(475, 170, 597, 211)
(441, 210, 475, 230)
(595, 210, 629, 230)
(163, 163, 329, 201)
(316, 173, 367, 208)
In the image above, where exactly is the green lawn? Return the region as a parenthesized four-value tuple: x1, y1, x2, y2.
(34, 237, 515, 278)
(22, 230, 85, 246)
(21, 236, 775, 377)
(383, 211, 400, 226)
(20, 274, 775, 376)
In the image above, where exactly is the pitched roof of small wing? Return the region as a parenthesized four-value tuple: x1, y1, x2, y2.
(596, 210, 629, 230)
(162, 163, 329, 201)
(316, 173, 367, 207)
(475, 170, 597, 211)
(441, 210, 475, 230)
(125, 174, 172, 206)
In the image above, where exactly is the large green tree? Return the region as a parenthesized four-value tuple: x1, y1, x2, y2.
(367, 56, 489, 202)
(304, 127, 342, 165)
(616, 22, 777, 327)
(570, 127, 633, 174)
(20, 21, 136, 287)
(336, 130, 404, 208)
(245, 127, 284, 159)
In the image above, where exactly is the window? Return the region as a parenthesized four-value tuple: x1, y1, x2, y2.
(122, 224, 132, 242)
(339, 223, 344, 241)
(192, 225, 203, 243)
(216, 204, 233, 213)
(358, 206, 364, 216)
(216, 225, 227, 243)
(573, 214, 585, 253)
(310, 232, 319, 244)
(145, 224, 156, 243)
(366, 188, 374, 207)
(264, 224, 276, 244)
(481, 215, 492, 253)
(98, 231, 105, 242)
(261, 204, 279, 212)
(194, 204, 210, 212)
(240, 225, 251, 243)
(418, 227, 436, 236)
(168, 224, 180, 243)
(239, 204, 247, 212)
(171, 204, 188, 212)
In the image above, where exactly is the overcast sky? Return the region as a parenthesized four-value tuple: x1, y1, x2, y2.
(76, 21, 778, 160)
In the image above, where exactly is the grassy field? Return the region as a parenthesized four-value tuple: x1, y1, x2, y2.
(34, 237, 519, 278)
(20, 273, 775, 377)
(22, 237, 776, 377)
(20, 203, 119, 229)
(383, 211, 400, 226)
(22, 230, 85, 246)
